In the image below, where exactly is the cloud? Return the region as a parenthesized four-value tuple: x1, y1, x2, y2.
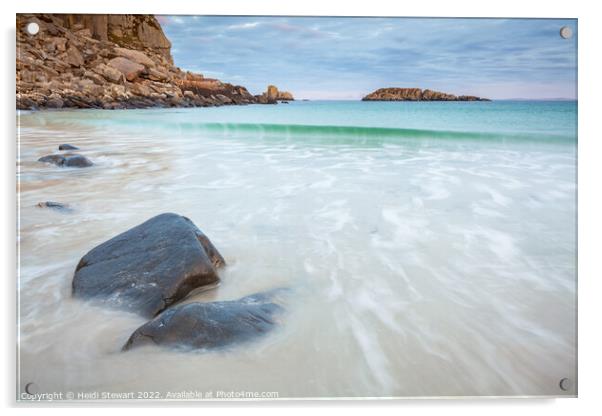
(226, 22, 262, 31)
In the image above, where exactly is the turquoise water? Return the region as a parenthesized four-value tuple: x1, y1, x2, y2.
(18, 101, 577, 398)
(23, 100, 577, 142)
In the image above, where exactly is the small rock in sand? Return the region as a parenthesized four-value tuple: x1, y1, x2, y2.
(36, 201, 73, 212)
(38, 153, 93, 168)
(58, 144, 79, 150)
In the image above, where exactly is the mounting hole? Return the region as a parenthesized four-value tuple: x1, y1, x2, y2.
(559, 377, 572, 391)
(26, 22, 40, 36)
(559, 26, 573, 39)
(24, 382, 37, 395)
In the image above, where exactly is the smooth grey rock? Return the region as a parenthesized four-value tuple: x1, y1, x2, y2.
(58, 144, 79, 150)
(72, 213, 225, 318)
(63, 154, 93, 167)
(38, 153, 93, 168)
(38, 154, 66, 166)
(122, 289, 286, 351)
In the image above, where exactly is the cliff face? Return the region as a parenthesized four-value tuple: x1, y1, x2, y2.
(362, 88, 489, 102)
(57, 14, 173, 63)
(16, 14, 262, 109)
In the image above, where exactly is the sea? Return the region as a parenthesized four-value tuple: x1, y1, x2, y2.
(17, 100, 577, 398)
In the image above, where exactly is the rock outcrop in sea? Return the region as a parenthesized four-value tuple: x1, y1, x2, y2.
(362, 88, 490, 102)
(256, 85, 294, 104)
(16, 14, 274, 109)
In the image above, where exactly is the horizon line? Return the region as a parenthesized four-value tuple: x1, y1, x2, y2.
(285, 98, 578, 101)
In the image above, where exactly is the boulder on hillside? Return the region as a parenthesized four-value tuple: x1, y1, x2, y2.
(72, 213, 226, 318)
(107, 57, 144, 82)
(93, 63, 125, 84)
(113, 47, 155, 67)
(65, 46, 84, 67)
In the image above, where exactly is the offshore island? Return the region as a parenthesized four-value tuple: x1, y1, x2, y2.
(362, 87, 489, 101)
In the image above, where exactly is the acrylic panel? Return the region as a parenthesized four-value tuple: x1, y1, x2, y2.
(16, 14, 577, 400)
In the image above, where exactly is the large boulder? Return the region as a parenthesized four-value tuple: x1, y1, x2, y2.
(72, 213, 226, 318)
(108, 57, 144, 82)
(94, 63, 124, 84)
(113, 47, 155, 67)
(122, 289, 286, 351)
(65, 46, 84, 67)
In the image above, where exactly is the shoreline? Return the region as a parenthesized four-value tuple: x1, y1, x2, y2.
(15, 99, 578, 113)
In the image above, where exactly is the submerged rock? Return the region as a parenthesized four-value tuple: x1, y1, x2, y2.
(38, 153, 93, 168)
(122, 289, 286, 351)
(72, 213, 226, 318)
(58, 144, 79, 150)
(38, 154, 66, 166)
(64, 154, 93, 167)
(36, 201, 73, 212)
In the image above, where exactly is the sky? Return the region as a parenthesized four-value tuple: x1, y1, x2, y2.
(159, 16, 577, 100)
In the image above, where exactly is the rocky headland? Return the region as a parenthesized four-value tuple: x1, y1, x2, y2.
(16, 14, 292, 109)
(362, 87, 490, 102)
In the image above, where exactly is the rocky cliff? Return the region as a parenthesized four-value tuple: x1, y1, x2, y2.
(16, 14, 266, 109)
(362, 88, 489, 102)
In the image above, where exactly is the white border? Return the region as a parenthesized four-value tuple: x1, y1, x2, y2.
(3, 0, 602, 413)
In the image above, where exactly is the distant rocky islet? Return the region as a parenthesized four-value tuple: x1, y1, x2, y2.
(362, 87, 489, 102)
